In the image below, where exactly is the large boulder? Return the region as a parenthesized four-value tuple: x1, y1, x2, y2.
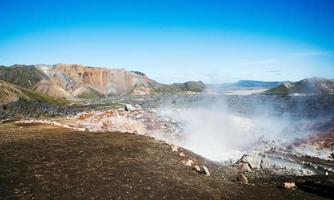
(238, 152, 263, 169)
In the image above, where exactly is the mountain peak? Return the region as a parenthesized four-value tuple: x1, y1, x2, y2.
(266, 77, 334, 95)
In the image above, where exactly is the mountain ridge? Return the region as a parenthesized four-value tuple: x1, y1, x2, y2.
(265, 77, 334, 95)
(0, 64, 205, 104)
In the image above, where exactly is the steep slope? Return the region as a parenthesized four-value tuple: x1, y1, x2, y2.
(34, 64, 161, 97)
(33, 79, 74, 99)
(0, 80, 28, 105)
(266, 78, 334, 95)
(52, 64, 158, 95)
(0, 65, 74, 99)
(0, 80, 69, 105)
(0, 65, 48, 88)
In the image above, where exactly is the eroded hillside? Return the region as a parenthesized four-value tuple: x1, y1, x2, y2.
(0, 64, 205, 103)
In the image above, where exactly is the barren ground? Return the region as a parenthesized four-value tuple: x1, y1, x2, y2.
(0, 123, 333, 199)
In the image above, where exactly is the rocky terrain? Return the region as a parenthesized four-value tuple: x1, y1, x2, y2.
(0, 99, 82, 121)
(1, 122, 333, 200)
(0, 65, 334, 199)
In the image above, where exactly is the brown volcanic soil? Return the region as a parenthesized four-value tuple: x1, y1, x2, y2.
(0, 123, 333, 200)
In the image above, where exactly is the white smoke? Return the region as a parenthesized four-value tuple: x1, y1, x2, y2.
(156, 98, 304, 162)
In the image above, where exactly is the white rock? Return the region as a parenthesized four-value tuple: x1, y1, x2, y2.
(171, 145, 178, 152)
(283, 182, 296, 189)
(193, 165, 201, 173)
(179, 152, 186, 157)
(260, 157, 272, 169)
(125, 104, 136, 111)
(203, 165, 210, 176)
(239, 153, 263, 169)
(185, 159, 194, 167)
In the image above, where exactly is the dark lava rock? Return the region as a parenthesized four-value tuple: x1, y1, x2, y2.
(0, 100, 83, 120)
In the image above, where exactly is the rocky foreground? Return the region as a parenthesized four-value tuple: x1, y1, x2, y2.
(1, 93, 334, 199)
(0, 122, 333, 200)
(13, 103, 334, 176)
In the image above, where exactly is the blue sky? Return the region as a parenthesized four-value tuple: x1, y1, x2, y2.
(1, 0, 334, 83)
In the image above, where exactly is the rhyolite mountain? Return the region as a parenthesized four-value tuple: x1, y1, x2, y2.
(265, 78, 334, 95)
(0, 64, 205, 104)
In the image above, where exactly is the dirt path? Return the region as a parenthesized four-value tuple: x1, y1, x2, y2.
(0, 123, 331, 199)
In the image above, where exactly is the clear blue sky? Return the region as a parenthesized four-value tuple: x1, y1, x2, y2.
(1, 0, 334, 83)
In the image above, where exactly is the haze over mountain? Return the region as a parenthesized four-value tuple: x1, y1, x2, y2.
(266, 78, 334, 95)
(212, 80, 286, 89)
(206, 80, 287, 95)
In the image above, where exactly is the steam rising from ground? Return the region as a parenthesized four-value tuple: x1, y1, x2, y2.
(156, 97, 311, 162)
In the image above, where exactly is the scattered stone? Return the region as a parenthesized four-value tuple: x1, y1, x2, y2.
(125, 104, 136, 112)
(202, 165, 210, 176)
(179, 152, 186, 157)
(0, 99, 80, 121)
(283, 182, 296, 189)
(191, 165, 210, 176)
(238, 153, 263, 169)
(237, 173, 248, 184)
(193, 165, 201, 173)
(238, 163, 252, 172)
(171, 145, 178, 152)
(184, 159, 194, 167)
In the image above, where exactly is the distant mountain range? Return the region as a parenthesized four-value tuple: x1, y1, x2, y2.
(1, 64, 333, 105)
(265, 78, 334, 95)
(0, 64, 205, 105)
(207, 80, 287, 94)
(232, 80, 287, 88)
(208, 78, 334, 96)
